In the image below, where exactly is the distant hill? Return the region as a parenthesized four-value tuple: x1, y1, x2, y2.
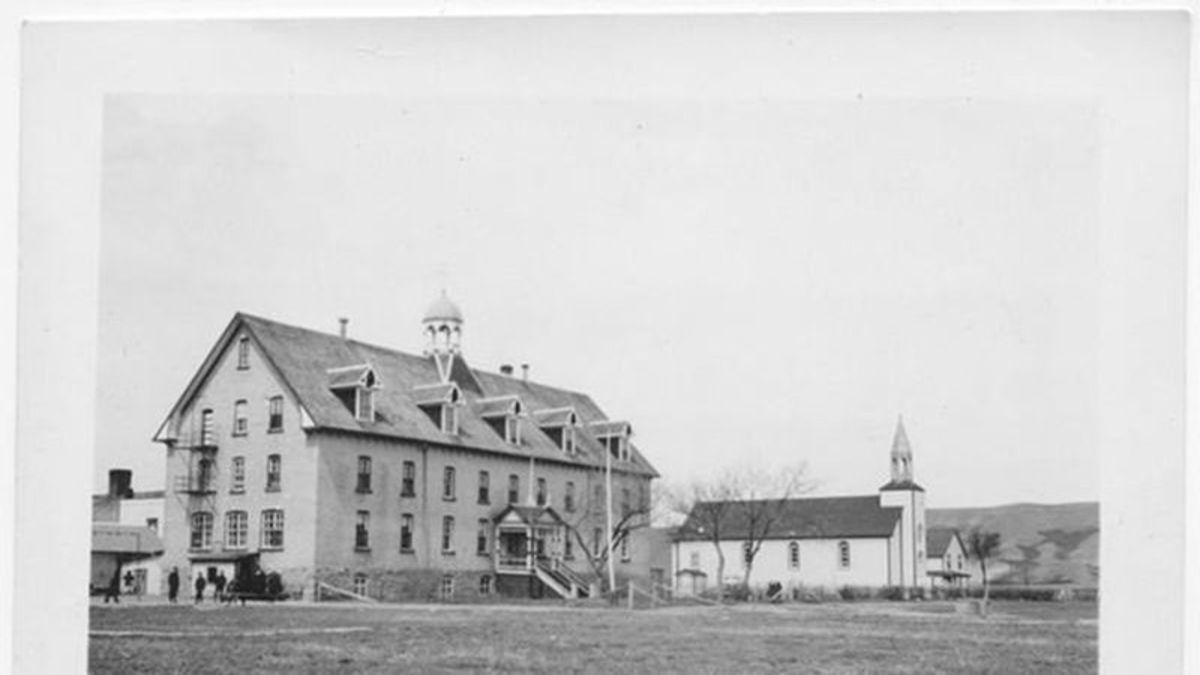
(927, 502, 1098, 586)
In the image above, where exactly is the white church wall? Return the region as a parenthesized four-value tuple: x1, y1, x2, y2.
(675, 537, 893, 592)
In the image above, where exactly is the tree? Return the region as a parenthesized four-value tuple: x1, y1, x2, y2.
(671, 464, 812, 602)
(967, 529, 1001, 617)
(563, 470, 657, 595)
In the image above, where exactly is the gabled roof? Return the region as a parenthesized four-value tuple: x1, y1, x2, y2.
(156, 313, 658, 477)
(675, 495, 902, 542)
(589, 420, 632, 437)
(476, 395, 522, 418)
(531, 407, 578, 428)
(925, 527, 963, 557)
(493, 504, 566, 527)
(412, 382, 461, 406)
(327, 364, 377, 389)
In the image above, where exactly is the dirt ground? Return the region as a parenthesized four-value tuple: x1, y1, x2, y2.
(89, 599, 1097, 674)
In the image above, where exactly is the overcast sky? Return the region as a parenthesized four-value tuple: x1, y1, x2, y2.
(88, 15, 1172, 508)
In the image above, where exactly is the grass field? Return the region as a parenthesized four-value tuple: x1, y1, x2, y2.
(89, 599, 1096, 674)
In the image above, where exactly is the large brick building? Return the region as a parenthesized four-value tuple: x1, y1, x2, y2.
(153, 295, 658, 601)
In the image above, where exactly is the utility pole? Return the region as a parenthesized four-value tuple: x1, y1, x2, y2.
(605, 442, 615, 596)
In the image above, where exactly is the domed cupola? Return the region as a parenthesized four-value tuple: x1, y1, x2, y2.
(423, 291, 464, 382)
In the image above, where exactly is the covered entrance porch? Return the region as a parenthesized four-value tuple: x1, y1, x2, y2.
(492, 505, 590, 599)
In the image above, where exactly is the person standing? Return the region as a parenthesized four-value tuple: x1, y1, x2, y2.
(167, 567, 180, 603)
(194, 572, 207, 604)
(103, 569, 121, 604)
(214, 571, 227, 603)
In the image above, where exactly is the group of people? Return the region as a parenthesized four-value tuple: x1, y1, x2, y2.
(166, 566, 243, 604)
(101, 569, 142, 603)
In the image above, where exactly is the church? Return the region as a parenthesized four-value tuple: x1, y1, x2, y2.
(153, 294, 658, 601)
(672, 419, 936, 594)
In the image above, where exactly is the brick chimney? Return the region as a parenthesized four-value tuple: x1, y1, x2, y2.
(500, 364, 514, 376)
(108, 469, 133, 499)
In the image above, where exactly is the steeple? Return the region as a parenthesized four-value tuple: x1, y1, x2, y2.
(881, 415, 923, 492)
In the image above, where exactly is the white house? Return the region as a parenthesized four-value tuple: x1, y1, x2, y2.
(925, 527, 970, 589)
(673, 419, 932, 594)
(91, 469, 165, 596)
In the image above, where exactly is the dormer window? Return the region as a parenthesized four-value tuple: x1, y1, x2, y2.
(328, 364, 380, 423)
(590, 420, 632, 462)
(477, 396, 523, 445)
(413, 382, 462, 435)
(533, 408, 579, 454)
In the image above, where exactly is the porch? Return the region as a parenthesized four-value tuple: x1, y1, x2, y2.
(492, 504, 591, 599)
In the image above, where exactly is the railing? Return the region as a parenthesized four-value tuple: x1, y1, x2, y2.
(174, 474, 216, 494)
(497, 555, 532, 573)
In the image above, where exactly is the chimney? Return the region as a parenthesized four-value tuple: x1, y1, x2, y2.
(108, 469, 133, 499)
(500, 364, 514, 376)
(521, 363, 530, 381)
(338, 317, 349, 339)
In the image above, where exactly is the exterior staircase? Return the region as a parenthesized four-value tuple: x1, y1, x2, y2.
(534, 560, 591, 599)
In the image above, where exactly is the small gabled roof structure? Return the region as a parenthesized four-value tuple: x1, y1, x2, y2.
(475, 395, 523, 418)
(493, 504, 566, 528)
(327, 364, 379, 389)
(531, 407, 579, 428)
(589, 420, 632, 437)
(412, 382, 462, 406)
(925, 527, 965, 558)
(675, 495, 902, 542)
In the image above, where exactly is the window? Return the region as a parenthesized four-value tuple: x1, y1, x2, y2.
(356, 388, 374, 422)
(477, 471, 490, 505)
(442, 516, 455, 553)
(564, 533, 574, 559)
(838, 540, 851, 568)
(440, 404, 459, 434)
(621, 488, 631, 518)
(189, 512, 213, 549)
(742, 541, 753, 567)
(476, 519, 489, 556)
(593, 485, 604, 515)
(505, 415, 520, 444)
(788, 541, 800, 569)
(562, 427, 575, 454)
(225, 511, 248, 549)
(479, 575, 493, 595)
(507, 474, 519, 504)
(564, 482, 575, 512)
(200, 409, 214, 446)
(353, 573, 368, 598)
(237, 336, 250, 369)
(440, 574, 454, 600)
(536, 477, 547, 506)
(232, 400, 248, 436)
(443, 466, 456, 500)
(592, 527, 603, 555)
(357, 456, 372, 493)
(399, 514, 414, 552)
(196, 458, 214, 492)
(145, 517, 159, 535)
(262, 509, 284, 549)
(268, 396, 283, 432)
(266, 454, 281, 491)
(231, 456, 245, 492)
(355, 511, 370, 550)
(620, 536, 631, 562)
(689, 551, 701, 568)
(401, 461, 416, 497)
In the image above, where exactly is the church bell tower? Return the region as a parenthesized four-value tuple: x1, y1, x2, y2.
(879, 416, 927, 590)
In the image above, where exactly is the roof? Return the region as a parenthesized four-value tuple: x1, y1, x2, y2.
(157, 313, 658, 478)
(675, 495, 902, 542)
(423, 292, 464, 323)
(589, 420, 631, 437)
(475, 395, 522, 417)
(493, 504, 566, 527)
(92, 524, 164, 556)
(412, 382, 460, 406)
(925, 527, 961, 557)
(879, 479, 925, 492)
(530, 407, 578, 427)
(327, 364, 375, 389)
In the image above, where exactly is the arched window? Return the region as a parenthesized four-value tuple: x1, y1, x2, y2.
(838, 541, 851, 568)
(788, 541, 800, 569)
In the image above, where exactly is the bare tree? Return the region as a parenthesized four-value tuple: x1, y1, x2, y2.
(967, 529, 1001, 617)
(672, 464, 812, 602)
(563, 471, 658, 593)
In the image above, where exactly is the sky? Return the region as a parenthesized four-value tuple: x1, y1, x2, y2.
(95, 89, 1101, 508)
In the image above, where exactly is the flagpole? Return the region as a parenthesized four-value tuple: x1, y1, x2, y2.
(605, 440, 615, 595)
